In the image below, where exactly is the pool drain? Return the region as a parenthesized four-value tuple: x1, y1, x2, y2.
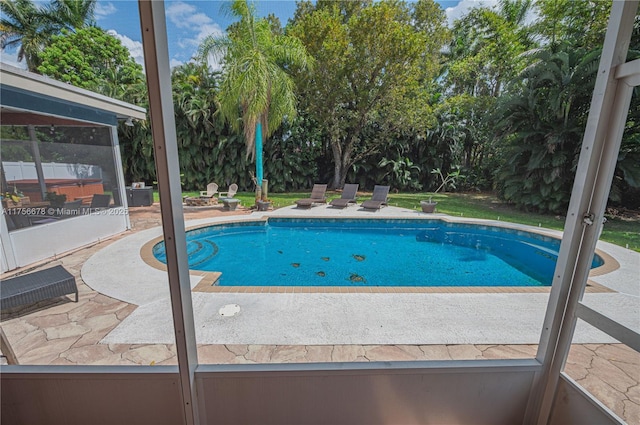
(219, 304, 240, 317)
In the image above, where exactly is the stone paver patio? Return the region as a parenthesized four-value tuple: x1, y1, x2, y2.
(1, 201, 638, 423)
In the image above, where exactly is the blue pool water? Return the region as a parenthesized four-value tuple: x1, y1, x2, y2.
(153, 219, 604, 287)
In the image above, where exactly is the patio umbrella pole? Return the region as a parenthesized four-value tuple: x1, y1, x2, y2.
(256, 122, 263, 185)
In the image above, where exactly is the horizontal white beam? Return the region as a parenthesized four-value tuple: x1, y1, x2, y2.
(576, 303, 640, 352)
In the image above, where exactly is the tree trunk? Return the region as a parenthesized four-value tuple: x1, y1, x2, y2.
(332, 146, 343, 189)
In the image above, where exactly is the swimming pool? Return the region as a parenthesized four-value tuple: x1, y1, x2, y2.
(152, 218, 604, 287)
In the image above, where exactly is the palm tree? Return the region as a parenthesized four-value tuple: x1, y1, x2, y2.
(46, 0, 96, 31)
(0, 0, 54, 71)
(198, 0, 312, 188)
(495, 43, 601, 213)
(0, 0, 96, 71)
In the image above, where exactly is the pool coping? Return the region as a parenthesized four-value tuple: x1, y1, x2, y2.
(139, 215, 618, 295)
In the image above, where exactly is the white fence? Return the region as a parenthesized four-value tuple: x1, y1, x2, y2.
(3, 161, 102, 181)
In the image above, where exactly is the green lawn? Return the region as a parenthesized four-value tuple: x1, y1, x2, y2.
(172, 190, 639, 252)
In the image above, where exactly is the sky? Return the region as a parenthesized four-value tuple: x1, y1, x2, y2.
(1, 0, 498, 69)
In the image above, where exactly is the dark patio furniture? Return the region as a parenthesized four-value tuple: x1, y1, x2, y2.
(90, 194, 111, 209)
(361, 185, 390, 210)
(0, 265, 78, 310)
(329, 183, 359, 208)
(295, 184, 328, 208)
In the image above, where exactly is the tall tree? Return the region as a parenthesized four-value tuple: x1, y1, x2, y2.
(444, 0, 535, 97)
(0, 0, 54, 70)
(37, 26, 143, 95)
(198, 0, 312, 187)
(290, 0, 446, 188)
(495, 43, 601, 213)
(45, 0, 96, 31)
(0, 0, 95, 71)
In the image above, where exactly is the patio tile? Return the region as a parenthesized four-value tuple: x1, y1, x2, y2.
(91, 354, 139, 366)
(623, 400, 640, 425)
(480, 345, 537, 359)
(304, 345, 333, 363)
(447, 345, 483, 360)
(332, 345, 365, 362)
(245, 345, 275, 363)
(419, 345, 452, 360)
(1, 320, 38, 341)
(74, 328, 118, 348)
(62, 344, 113, 364)
(108, 343, 133, 354)
(12, 329, 48, 354)
(77, 313, 120, 333)
(116, 304, 138, 320)
(19, 336, 78, 365)
(396, 345, 428, 360)
(590, 356, 637, 393)
(198, 345, 236, 364)
(596, 344, 640, 374)
(225, 344, 249, 356)
(26, 313, 70, 329)
(365, 345, 416, 362)
(122, 344, 176, 365)
(44, 322, 91, 340)
(576, 374, 626, 417)
(271, 345, 307, 363)
(49, 357, 76, 365)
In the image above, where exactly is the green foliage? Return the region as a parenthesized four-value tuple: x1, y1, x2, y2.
(37, 26, 143, 94)
(0, 0, 57, 70)
(495, 43, 600, 213)
(44, 191, 66, 207)
(198, 0, 313, 184)
(0, 0, 95, 71)
(289, 0, 447, 188)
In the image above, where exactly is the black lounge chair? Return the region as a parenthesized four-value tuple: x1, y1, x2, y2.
(295, 184, 328, 208)
(82, 194, 111, 213)
(361, 185, 390, 210)
(90, 194, 111, 209)
(329, 183, 359, 208)
(0, 265, 78, 310)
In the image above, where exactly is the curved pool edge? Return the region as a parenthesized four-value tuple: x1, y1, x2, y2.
(78, 206, 638, 346)
(142, 208, 625, 294)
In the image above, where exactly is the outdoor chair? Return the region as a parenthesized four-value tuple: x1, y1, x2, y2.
(200, 182, 219, 198)
(295, 184, 328, 208)
(60, 200, 82, 218)
(329, 183, 359, 208)
(361, 185, 390, 210)
(89, 194, 111, 209)
(219, 183, 238, 199)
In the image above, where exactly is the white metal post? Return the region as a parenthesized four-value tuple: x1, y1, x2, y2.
(524, 2, 638, 424)
(110, 125, 131, 229)
(137, 1, 200, 424)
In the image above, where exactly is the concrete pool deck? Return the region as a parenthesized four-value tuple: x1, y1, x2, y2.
(81, 204, 639, 346)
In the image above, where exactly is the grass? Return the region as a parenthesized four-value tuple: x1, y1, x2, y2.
(172, 190, 639, 252)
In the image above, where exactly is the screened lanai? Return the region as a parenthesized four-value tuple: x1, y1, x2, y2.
(0, 63, 146, 271)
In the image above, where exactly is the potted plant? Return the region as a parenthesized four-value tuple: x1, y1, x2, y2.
(256, 179, 272, 211)
(420, 196, 437, 213)
(421, 168, 463, 213)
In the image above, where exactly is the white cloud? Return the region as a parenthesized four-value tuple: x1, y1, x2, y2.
(170, 58, 184, 69)
(445, 0, 498, 26)
(107, 30, 145, 67)
(95, 2, 117, 19)
(165, 1, 224, 50)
